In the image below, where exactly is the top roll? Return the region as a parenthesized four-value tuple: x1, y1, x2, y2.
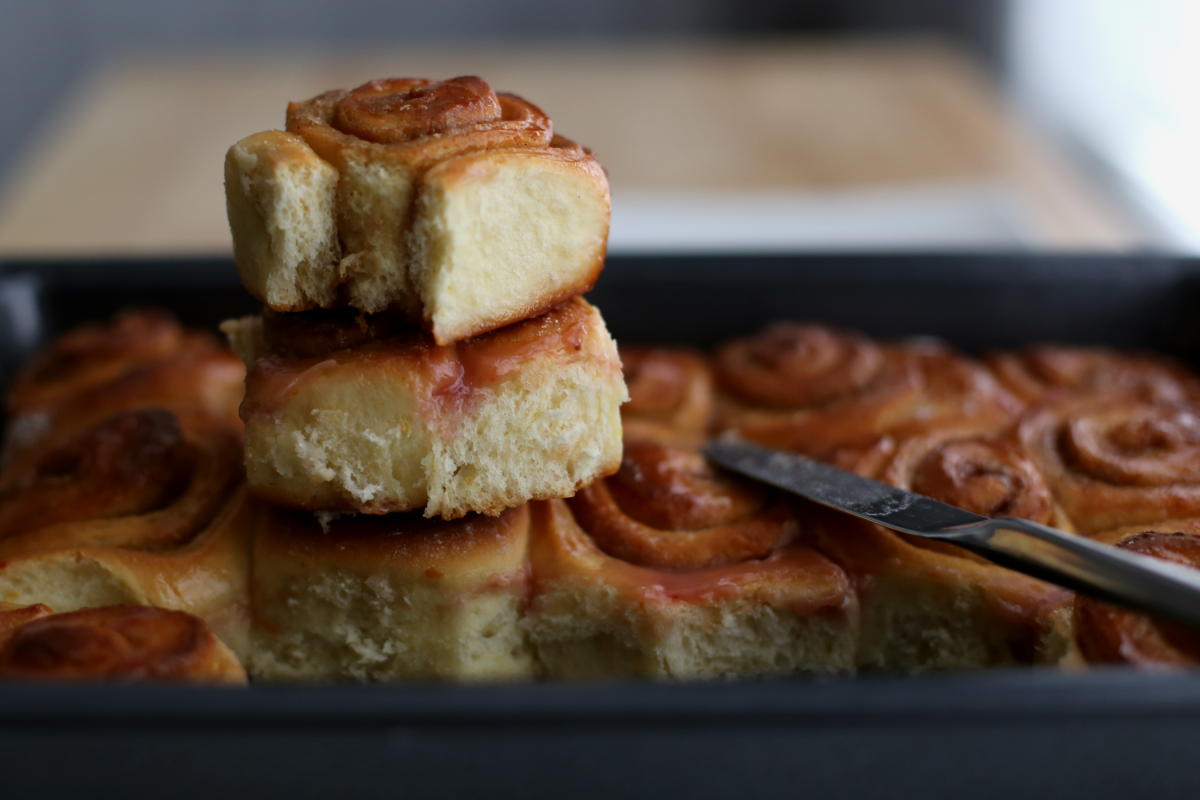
(224, 76, 611, 345)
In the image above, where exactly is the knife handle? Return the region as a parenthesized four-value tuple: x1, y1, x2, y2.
(950, 518, 1200, 630)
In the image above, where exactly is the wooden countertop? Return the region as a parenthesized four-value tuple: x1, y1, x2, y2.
(0, 39, 1144, 256)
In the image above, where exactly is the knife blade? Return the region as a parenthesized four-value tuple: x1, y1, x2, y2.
(705, 439, 1200, 631)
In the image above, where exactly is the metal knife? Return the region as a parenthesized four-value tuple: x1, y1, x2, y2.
(705, 439, 1200, 630)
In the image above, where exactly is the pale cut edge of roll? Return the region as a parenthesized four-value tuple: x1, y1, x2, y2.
(407, 143, 609, 345)
(524, 500, 858, 679)
(224, 130, 609, 345)
(249, 505, 534, 682)
(225, 131, 341, 311)
(231, 298, 628, 520)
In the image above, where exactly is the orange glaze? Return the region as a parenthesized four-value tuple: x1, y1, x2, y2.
(530, 500, 855, 616)
(596, 546, 853, 613)
(243, 299, 592, 429)
(802, 504, 1068, 638)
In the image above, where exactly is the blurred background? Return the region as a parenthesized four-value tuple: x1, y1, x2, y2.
(0, 0, 1192, 256)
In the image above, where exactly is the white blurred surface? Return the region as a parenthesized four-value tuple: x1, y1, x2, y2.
(1012, 0, 1200, 250)
(608, 182, 1030, 253)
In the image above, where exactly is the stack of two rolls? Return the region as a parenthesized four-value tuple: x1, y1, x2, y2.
(222, 76, 628, 680)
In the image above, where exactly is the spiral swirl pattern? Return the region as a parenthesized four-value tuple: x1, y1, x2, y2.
(4, 310, 244, 463)
(715, 324, 884, 410)
(288, 75, 552, 168)
(0, 409, 242, 553)
(1019, 397, 1200, 534)
(567, 440, 794, 570)
(717, 324, 1020, 472)
(0, 311, 257, 660)
(885, 432, 1055, 524)
(987, 344, 1200, 405)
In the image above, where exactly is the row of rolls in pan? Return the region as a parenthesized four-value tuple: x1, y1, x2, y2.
(2, 310, 1199, 681)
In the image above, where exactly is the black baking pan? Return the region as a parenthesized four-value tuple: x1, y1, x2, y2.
(2, 253, 1200, 800)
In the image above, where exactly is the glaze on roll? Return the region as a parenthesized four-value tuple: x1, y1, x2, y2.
(987, 344, 1200, 405)
(1074, 532, 1200, 668)
(1018, 395, 1200, 534)
(798, 419, 1072, 671)
(3, 310, 244, 463)
(715, 323, 1021, 473)
(619, 346, 714, 446)
(525, 439, 858, 679)
(227, 297, 627, 520)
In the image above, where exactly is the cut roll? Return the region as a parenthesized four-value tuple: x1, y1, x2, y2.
(225, 76, 610, 345)
(229, 297, 627, 520)
(250, 503, 534, 682)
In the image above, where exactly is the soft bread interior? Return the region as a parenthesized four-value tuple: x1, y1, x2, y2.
(225, 131, 340, 310)
(329, 153, 421, 316)
(527, 578, 855, 679)
(239, 300, 627, 519)
(411, 150, 609, 344)
(250, 506, 534, 682)
(245, 349, 626, 518)
(225, 130, 609, 344)
(252, 571, 530, 681)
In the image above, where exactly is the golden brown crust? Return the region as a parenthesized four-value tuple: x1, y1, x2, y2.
(1075, 532, 1200, 667)
(881, 421, 1073, 530)
(535, 440, 853, 614)
(0, 602, 53, 642)
(715, 324, 1021, 473)
(240, 297, 626, 519)
(0, 312, 259, 659)
(620, 346, 714, 446)
(801, 503, 1071, 671)
(710, 323, 1068, 668)
(255, 294, 593, 365)
(0, 604, 246, 684)
(287, 77, 553, 171)
(244, 297, 604, 443)
(805, 416, 1070, 667)
(567, 440, 794, 570)
(986, 344, 1200, 405)
(255, 504, 531, 589)
(4, 310, 244, 463)
(226, 76, 611, 344)
(530, 498, 854, 617)
(0, 410, 244, 554)
(1017, 395, 1200, 534)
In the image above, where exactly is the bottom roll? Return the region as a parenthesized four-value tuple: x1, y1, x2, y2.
(250, 504, 535, 681)
(246, 440, 861, 682)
